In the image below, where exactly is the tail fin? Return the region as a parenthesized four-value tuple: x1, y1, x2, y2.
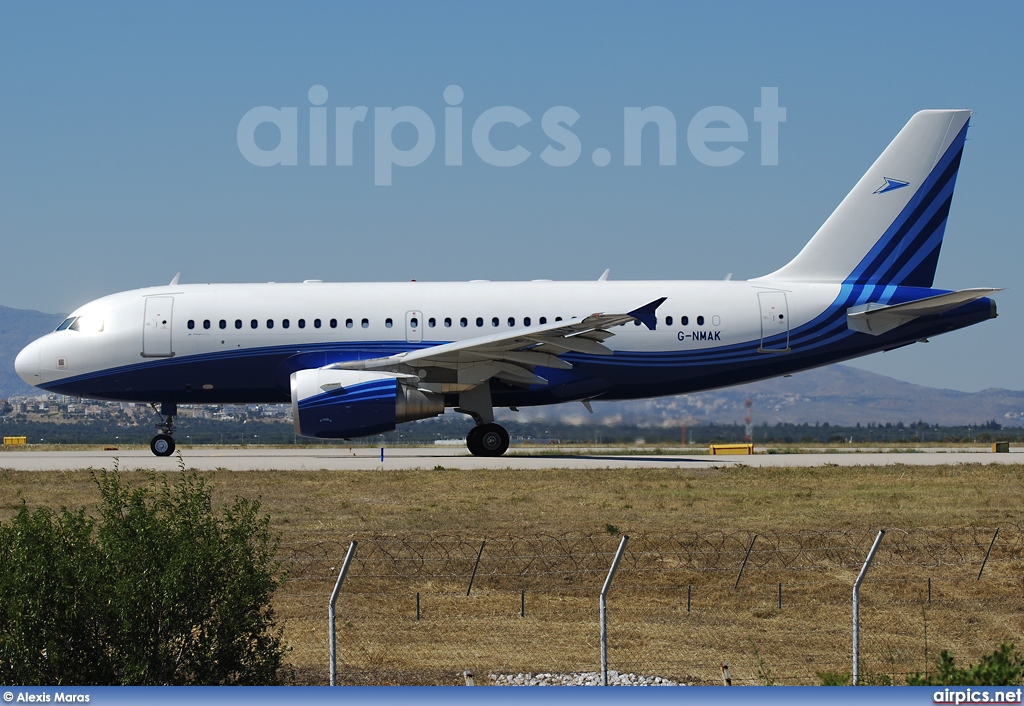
(755, 109, 971, 287)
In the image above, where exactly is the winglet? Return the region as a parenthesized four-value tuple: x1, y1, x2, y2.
(628, 297, 667, 330)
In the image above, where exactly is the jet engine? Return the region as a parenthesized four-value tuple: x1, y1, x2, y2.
(290, 369, 443, 439)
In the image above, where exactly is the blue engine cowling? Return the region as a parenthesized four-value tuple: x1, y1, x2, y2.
(291, 369, 444, 439)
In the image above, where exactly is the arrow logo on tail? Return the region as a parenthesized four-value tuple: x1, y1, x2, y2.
(874, 177, 910, 194)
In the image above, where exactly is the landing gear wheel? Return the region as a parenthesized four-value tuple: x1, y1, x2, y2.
(151, 434, 176, 457)
(467, 423, 509, 457)
(466, 426, 484, 456)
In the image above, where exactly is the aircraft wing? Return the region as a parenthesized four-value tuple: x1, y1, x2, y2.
(847, 288, 1000, 335)
(327, 297, 666, 388)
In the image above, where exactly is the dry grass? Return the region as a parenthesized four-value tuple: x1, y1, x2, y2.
(3, 460, 1013, 535)
(2, 459, 1024, 685)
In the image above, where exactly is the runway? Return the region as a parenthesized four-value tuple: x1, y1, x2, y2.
(1, 445, 1021, 471)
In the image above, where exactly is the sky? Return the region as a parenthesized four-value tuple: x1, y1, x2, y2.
(1, 1, 1021, 392)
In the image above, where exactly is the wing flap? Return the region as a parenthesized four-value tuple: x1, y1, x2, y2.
(326, 297, 666, 387)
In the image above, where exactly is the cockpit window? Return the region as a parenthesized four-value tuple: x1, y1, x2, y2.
(68, 316, 104, 333)
(55, 317, 77, 331)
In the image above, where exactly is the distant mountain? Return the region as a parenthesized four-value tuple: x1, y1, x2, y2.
(500, 365, 1024, 428)
(0, 306, 65, 397)
(3, 304, 1022, 426)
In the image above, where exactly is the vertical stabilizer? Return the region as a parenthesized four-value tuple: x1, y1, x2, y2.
(754, 109, 971, 286)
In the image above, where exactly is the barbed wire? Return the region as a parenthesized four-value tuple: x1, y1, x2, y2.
(278, 526, 1024, 585)
(274, 527, 1024, 685)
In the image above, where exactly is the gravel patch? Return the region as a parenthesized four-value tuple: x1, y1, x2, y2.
(488, 670, 684, 686)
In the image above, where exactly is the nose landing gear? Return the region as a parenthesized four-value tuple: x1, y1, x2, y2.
(149, 402, 177, 457)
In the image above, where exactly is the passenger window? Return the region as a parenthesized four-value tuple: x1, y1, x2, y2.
(315, 319, 322, 329)
(539, 316, 547, 324)
(282, 319, 290, 329)
(524, 317, 531, 326)
(634, 320, 641, 326)
(235, 319, 242, 329)
(331, 319, 338, 328)
(666, 316, 673, 326)
(697, 316, 704, 326)
(385, 318, 393, 328)
(266, 319, 274, 329)
(555, 316, 562, 321)
(460, 317, 467, 328)
(298, 319, 305, 329)
(187, 320, 195, 330)
(361, 319, 369, 328)
(508, 317, 515, 327)
(411, 317, 419, 328)
(219, 320, 226, 329)
(203, 320, 211, 330)
(444, 317, 452, 328)
(345, 319, 353, 329)
(476, 317, 483, 327)
(682, 316, 689, 326)
(251, 319, 258, 329)
(492, 317, 499, 327)
(428, 317, 436, 328)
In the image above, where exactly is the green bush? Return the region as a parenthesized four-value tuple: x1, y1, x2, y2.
(908, 643, 1024, 686)
(0, 469, 285, 685)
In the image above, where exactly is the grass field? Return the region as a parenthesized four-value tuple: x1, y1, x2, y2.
(2, 457, 1023, 684)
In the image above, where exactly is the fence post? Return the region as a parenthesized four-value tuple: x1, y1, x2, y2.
(329, 540, 358, 687)
(978, 528, 999, 581)
(734, 534, 758, 589)
(467, 539, 486, 596)
(601, 535, 629, 686)
(853, 530, 885, 686)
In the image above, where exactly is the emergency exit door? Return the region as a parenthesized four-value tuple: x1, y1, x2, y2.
(757, 291, 790, 353)
(143, 296, 174, 357)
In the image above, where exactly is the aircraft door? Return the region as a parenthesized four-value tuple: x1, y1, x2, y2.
(405, 310, 423, 343)
(143, 296, 174, 357)
(757, 291, 790, 353)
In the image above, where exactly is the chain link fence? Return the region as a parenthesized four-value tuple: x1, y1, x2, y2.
(276, 528, 1024, 685)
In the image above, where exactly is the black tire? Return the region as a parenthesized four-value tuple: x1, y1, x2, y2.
(473, 423, 509, 457)
(151, 433, 176, 457)
(466, 426, 483, 456)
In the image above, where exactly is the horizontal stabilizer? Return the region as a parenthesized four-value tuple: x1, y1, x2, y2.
(847, 288, 999, 335)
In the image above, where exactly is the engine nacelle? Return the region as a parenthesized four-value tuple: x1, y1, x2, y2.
(290, 369, 444, 439)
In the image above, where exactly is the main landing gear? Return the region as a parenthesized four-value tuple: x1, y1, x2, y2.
(466, 423, 510, 457)
(456, 385, 509, 457)
(149, 402, 177, 457)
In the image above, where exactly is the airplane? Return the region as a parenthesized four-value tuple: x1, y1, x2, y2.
(15, 109, 999, 457)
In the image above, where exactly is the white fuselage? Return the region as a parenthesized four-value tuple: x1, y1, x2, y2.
(18, 278, 842, 400)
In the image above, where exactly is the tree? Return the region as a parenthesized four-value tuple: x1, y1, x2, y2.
(0, 504, 111, 684)
(0, 469, 286, 685)
(908, 643, 1024, 686)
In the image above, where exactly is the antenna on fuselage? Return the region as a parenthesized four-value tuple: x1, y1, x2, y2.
(169, 273, 181, 286)
(598, 269, 610, 281)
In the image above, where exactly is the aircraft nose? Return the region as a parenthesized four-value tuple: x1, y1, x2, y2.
(15, 340, 41, 386)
